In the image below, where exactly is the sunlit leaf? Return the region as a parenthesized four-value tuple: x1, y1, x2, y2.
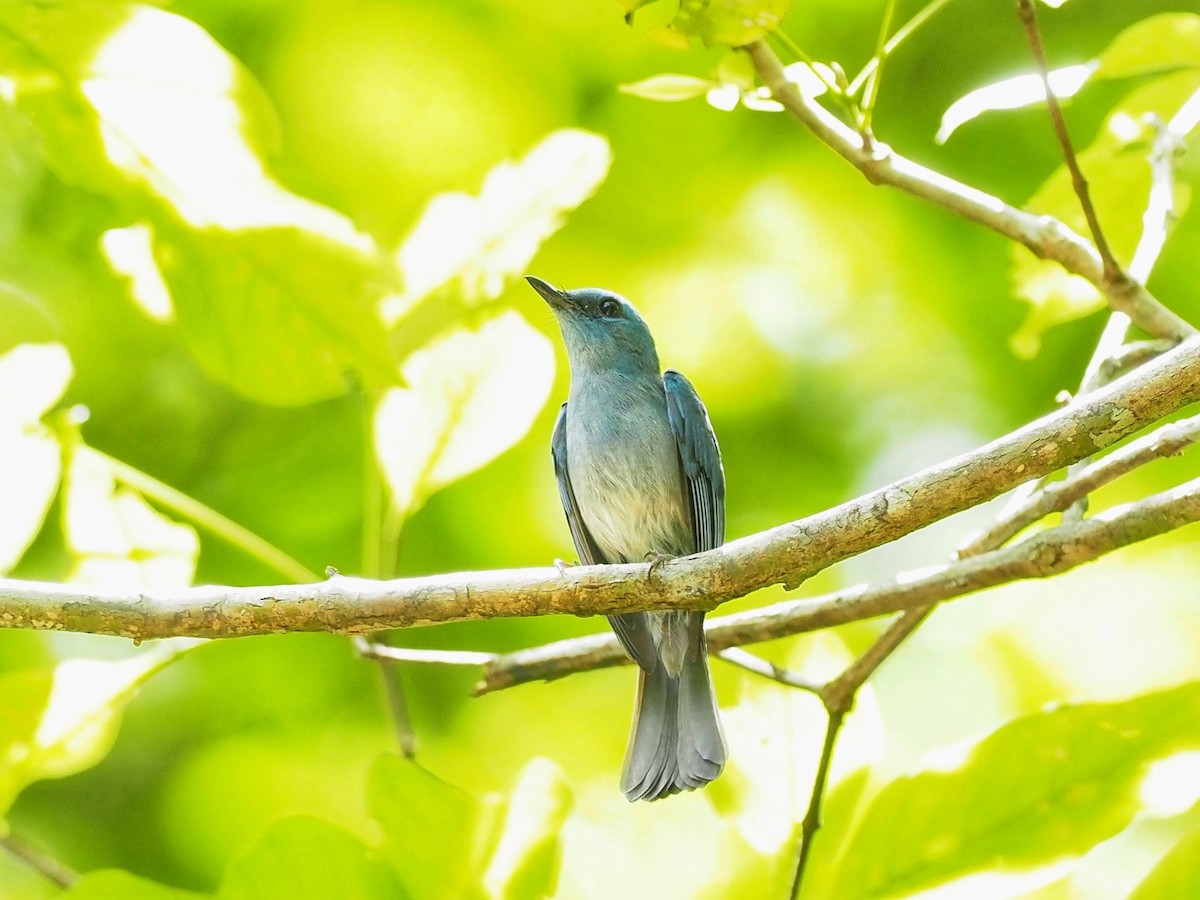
(101, 224, 174, 323)
(481, 758, 572, 900)
(823, 681, 1200, 898)
(0, 343, 71, 575)
(0, 2, 370, 249)
(1094, 14, 1200, 81)
(153, 224, 398, 406)
(937, 64, 1096, 144)
(1010, 71, 1199, 356)
(1129, 825, 1200, 899)
(619, 74, 716, 102)
(218, 815, 404, 900)
(671, 0, 791, 47)
(63, 445, 199, 588)
(63, 870, 207, 900)
(374, 311, 554, 518)
(0, 641, 198, 816)
(369, 754, 571, 900)
(388, 130, 610, 323)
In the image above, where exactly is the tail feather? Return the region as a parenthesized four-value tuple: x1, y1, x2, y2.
(621, 655, 726, 802)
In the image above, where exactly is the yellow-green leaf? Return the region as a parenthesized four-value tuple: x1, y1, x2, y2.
(0, 641, 198, 816)
(0, 343, 71, 574)
(388, 130, 611, 323)
(63, 445, 199, 588)
(619, 74, 717, 102)
(374, 311, 554, 518)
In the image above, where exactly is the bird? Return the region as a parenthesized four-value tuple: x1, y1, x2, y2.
(526, 275, 727, 802)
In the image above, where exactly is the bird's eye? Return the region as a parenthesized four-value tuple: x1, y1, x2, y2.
(599, 298, 622, 318)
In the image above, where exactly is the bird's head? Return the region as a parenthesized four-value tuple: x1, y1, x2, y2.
(526, 276, 660, 376)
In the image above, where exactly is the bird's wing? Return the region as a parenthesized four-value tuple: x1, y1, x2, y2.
(552, 402, 658, 671)
(551, 402, 603, 566)
(663, 370, 726, 553)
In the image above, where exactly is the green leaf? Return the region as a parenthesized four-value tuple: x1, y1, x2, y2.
(218, 816, 404, 900)
(823, 681, 1200, 898)
(63, 870, 208, 900)
(0, 343, 71, 575)
(1010, 70, 1199, 356)
(154, 225, 398, 406)
(374, 311, 555, 518)
(62, 445, 199, 588)
(670, 0, 791, 48)
(1130, 825, 1200, 899)
(368, 755, 572, 900)
(0, 642, 197, 816)
(619, 74, 717, 102)
(388, 130, 610, 323)
(368, 755, 488, 899)
(1094, 14, 1200, 81)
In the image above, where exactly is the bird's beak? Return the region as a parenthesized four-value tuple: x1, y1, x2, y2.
(525, 275, 573, 312)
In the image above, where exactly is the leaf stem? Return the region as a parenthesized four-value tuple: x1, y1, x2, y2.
(95, 450, 318, 584)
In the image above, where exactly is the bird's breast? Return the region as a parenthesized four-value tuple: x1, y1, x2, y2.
(566, 387, 692, 563)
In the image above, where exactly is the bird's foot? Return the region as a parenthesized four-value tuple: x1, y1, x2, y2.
(644, 551, 674, 582)
(554, 558, 577, 577)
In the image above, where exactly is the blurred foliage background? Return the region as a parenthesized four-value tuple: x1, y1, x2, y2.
(2, 0, 1200, 897)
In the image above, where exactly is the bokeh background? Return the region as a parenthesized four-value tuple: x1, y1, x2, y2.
(2, 0, 1200, 897)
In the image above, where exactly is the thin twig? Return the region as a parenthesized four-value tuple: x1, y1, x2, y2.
(959, 413, 1200, 557)
(847, 0, 960, 96)
(97, 450, 318, 584)
(356, 642, 498, 666)
(716, 647, 824, 695)
(791, 707, 845, 899)
(354, 636, 417, 758)
(1017, 0, 1121, 283)
(744, 40, 1194, 342)
(788, 605, 932, 897)
(0, 832, 78, 889)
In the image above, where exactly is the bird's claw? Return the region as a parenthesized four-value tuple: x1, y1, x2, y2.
(554, 558, 577, 577)
(644, 552, 673, 582)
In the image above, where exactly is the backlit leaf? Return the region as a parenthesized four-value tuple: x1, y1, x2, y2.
(619, 74, 717, 102)
(388, 130, 610, 323)
(671, 0, 791, 48)
(0, 641, 198, 816)
(823, 681, 1200, 898)
(374, 311, 554, 518)
(63, 445, 199, 588)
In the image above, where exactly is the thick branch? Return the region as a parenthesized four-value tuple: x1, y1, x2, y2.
(2, 337, 1199, 641)
(743, 41, 1195, 342)
(478, 479, 1200, 692)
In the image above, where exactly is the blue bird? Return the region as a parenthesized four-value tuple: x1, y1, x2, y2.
(527, 275, 727, 801)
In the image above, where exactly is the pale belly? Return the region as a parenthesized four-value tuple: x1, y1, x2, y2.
(566, 407, 692, 565)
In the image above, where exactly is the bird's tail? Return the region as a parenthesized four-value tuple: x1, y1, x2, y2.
(621, 651, 726, 801)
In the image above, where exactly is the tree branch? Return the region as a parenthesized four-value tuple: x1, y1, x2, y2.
(477, 478, 1200, 693)
(0, 832, 78, 890)
(2, 336, 1199, 642)
(959, 412, 1200, 557)
(743, 40, 1195, 342)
